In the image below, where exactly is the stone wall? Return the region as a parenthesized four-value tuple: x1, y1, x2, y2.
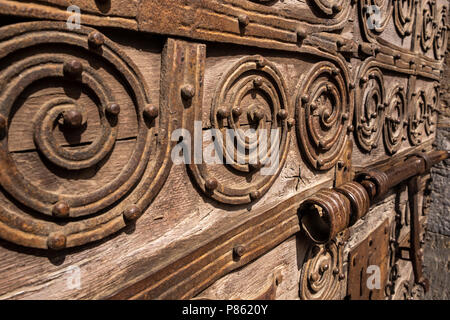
(423, 33, 450, 300)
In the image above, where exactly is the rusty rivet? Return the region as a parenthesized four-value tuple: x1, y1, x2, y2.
(233, 245, 246, 258)
(181, 84, 195, 100)
(278, 109, 288, 120)
(287, 118, 295, 129)
(47, 232, 67, 250)
(301, 94, 310, 104)
(338, 273, 345, 280)
(333, 267, 339, 275)
(63, 60, 83, 77)
(250, 190, 261, 200)
(0, 114, 7, 135)
(123, 205, 141, 221)
(232, 106, 243, 117)
(63, 110, 83, 128)
(143, 105, 159, 120)
(88, 31, 105, 48)
(238, 14, 249, 27)
(320, 263, 329, 273)
(205, 177, 218, 191)
(52, 201, 70, 218)
(296, 26, 308, 40)
(253, 77, 263, 87)
(106, 103, 121, 116)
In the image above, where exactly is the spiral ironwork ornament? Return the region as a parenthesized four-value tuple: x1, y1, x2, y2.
(394, 0, 416, 37)
(383, 85, 407, 155)
(295, 61, 352, 171)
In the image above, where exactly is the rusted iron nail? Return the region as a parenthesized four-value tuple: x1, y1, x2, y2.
(63, 110, 83, 128)
(52, 201, 70, 218)
(63, 60, 83, 77)
(238, 14, 250, 27)
(213, 106, 228, 119)
(123, 205, 141, 221)
(332, 3, 342, 14)
(301, 94, 310, 104)
(181, 84, 195, 100)
(106, 103, 121, 116)
(47, 232, 67, 250)
(253, 109, 265, 121)
(232, 106, 243, 117)
(249, 161, 262, 171)
(88, 31, 105, 48)
(278, 109, 288, 120)
(253, 77, 263, 87)
(255, 56, 266, 68)
(233, 245, 246, 258)
(205, 178, 219, 191)
(143, 105, 159, 120)
(347, 125, 354, 133)
(250, 190, 261, 200)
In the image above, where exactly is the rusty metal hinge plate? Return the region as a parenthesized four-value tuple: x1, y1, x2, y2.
(347, 219, 391, 300)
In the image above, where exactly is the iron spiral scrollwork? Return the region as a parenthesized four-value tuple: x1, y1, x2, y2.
(189, 56, 290, 205)
(383, 85, 407, 155)
(359, 0, 393, 42)
(420, 0, 437, 52)
(0, 22, 172, 250)
(394, 0, 416, 37)
(355, 66, 386, 153)
(295, 61, 352, 171)
(299, 238, 345, 300)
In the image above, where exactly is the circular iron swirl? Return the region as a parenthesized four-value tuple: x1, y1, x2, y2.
(0, 22, 170, 249)
(192, 56, 290, 205)
(295, 61, 352, 171)
(355, 66, 385, 153)
(299, 240, 343, 300)
(383, 85, 407, 155)
(420, 0, 437, 53)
